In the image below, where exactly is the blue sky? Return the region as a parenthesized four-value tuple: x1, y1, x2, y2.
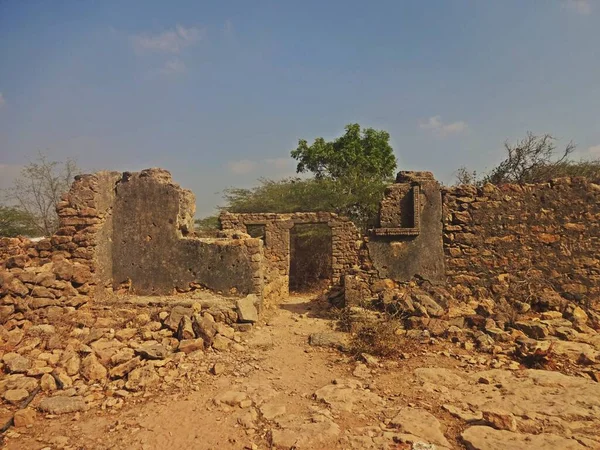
(1, 0, 599, 216)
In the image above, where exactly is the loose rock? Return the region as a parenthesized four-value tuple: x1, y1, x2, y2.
(38, 396, 87, 414)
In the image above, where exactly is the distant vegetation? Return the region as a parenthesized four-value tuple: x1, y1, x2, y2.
(2, 131, 597, 239)
(198, 129, 600, 235)
(1, 153, 80, 237)
(0, 206, 38, 237)
(456, 132, 600, 186)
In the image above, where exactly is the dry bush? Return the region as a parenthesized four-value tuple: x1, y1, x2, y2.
(194, 216, 220, 237)
(455, 132, 600, 186)
(348, 317, 421, 358)
(5, 153, 79, 236)
(515, 342, 557, 370)
(350, 320, 403, 357)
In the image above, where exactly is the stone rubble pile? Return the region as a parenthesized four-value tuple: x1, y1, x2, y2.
(0, 297, 258, 423)
(338, 277, 600, 380)
(1, 255, 93, 324)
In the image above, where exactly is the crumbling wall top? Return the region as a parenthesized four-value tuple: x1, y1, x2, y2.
(395, 171, 436, 183)
(117, 168, 196, 237)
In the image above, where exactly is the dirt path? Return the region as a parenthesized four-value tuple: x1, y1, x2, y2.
(6, 295, 600, 450)
(7, 295, 360, 449)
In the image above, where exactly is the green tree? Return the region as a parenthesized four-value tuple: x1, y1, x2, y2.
(222, 176, 386, 231)
(0, 206, 38, 237)
(5, 153, 79, 236)
(194, 215, 220, 237)
(291, 123, 397, 180)
(216, 124, 398, 231)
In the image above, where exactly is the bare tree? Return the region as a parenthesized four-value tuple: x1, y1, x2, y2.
(454, 166, 479, 186)
(484, 132, 575, 185)
(6, 153, 79, 236)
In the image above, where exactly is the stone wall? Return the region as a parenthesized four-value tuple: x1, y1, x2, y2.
(53, 171, 122, 290)
(0, 172, 123, 324)
(442, 178, 600, 308)
(341, 171, 446, 307)
(342, 173, 600, 316)
(4, 167, 599, 326)
(220, 212, 360, 304)
(365, 171, 445, 284)
(111, 169, 263, 297)
(0, 237, 34, 262)
(1, 169, 264, 325)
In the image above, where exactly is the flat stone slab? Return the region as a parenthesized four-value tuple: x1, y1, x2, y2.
(415, 367, 600, 446)
(314, 378, 384, 412)
(38, 396, 87, 414)
(461, 426, 586, 450)
(390, 407, 450, 448)
(309, 332, 350, 351)
(135, 343, 169, 360)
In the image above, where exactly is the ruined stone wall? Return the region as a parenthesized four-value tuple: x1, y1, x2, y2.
(342, 173, 600, 316)
(220, 212, 360, 304)
(365, 171, 445, 284)
(443, 178, 600, 307)
(342, 171, 446, 307)
(0, 172, 119, 324)
(110, 169, 263, 297)
(0, 237, 33, 262)
(5, 164, 598, 327)
(54, 172, 121, 289)
(1, 169, 264, 326)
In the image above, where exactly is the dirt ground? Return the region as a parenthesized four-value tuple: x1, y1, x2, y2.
(4, 294, 600, 450)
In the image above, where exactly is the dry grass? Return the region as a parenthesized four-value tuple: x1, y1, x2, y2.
(348, 318, 420, 358)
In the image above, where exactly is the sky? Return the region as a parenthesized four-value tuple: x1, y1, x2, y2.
(1, 0, 599, 217)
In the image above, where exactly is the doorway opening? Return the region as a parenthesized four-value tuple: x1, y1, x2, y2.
(289, 223, 332, 293)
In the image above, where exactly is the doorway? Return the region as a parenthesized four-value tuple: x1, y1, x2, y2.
(289, 223, 333, 293)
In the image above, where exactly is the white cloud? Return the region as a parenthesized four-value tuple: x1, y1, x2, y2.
(226, 158, 296, 175)
(132, 24, 203, 54)
(0, 92, 5, 108)
(419, 116, 469, 137)
(161, 59, 187, 75)
(227, 160, 258, 174)
(264, 158, 292, 170)
(563, 0, 592, 15)
(588, 144, 600, 156)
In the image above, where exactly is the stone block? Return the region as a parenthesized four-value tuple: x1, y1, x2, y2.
(236, 295, 259, 323)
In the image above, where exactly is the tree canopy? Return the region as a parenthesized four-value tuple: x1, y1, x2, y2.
(197, 123, 398, 233)
(220, 176, 386, 232)
(290, 123, 397, 181)
(219, 124, 398, 231)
